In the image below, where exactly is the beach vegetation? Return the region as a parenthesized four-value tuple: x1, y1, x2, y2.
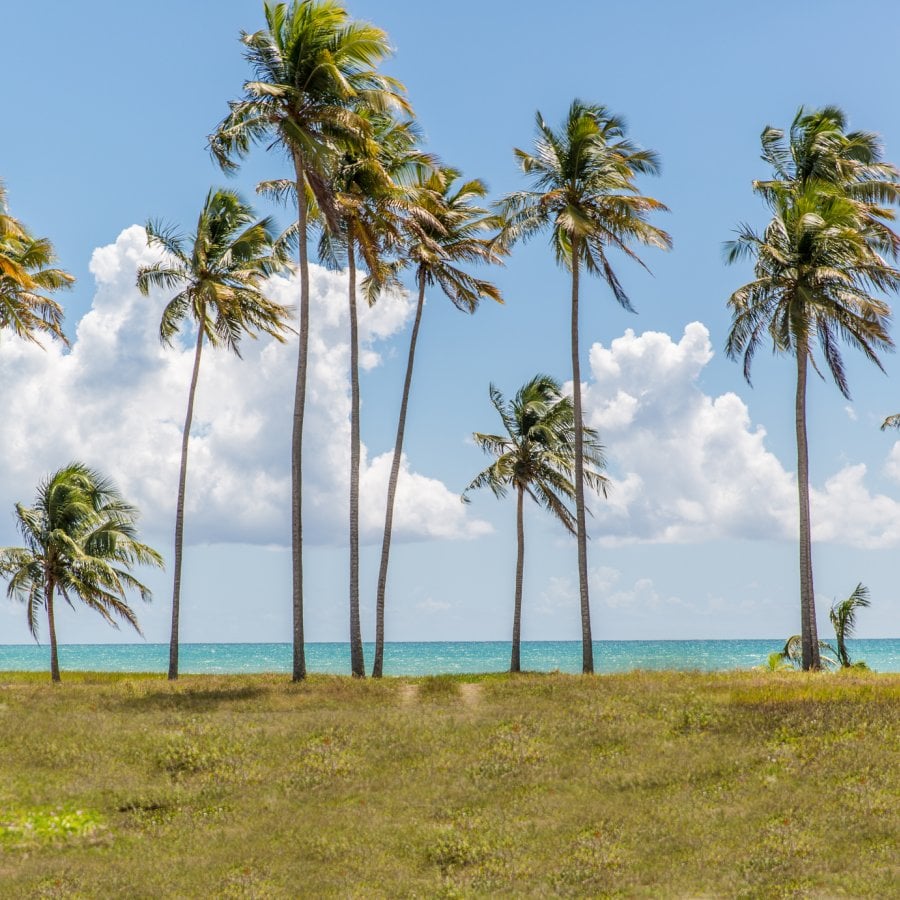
(0, 463, 163, 682)
(210, 0, 408, 682)
(0, 671, 896, 896)
(501, 100, 671, 673)
(314, 112, 434, 678)
(137, 188, 291, 682)
(0, 180, 73, 345)
(726, 106, 900, 669)
(464, 374, 608, 672)
(371, 165, 504, 677)
(830, 582, 872, 668)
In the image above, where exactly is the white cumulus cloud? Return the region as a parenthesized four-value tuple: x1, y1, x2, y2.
(0, 225, 489, 547)
(577, 322, 900, 548)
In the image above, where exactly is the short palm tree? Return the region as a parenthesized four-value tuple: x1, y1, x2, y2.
(501, 100, 671, 673)
(137, 188, 291, 680)
(726, 108, 900, 671)
(0, 463, 163, 682)
(371, 166, 505, 678)
(210, 0, 407, 681)
(829, 583, 871, 668)
(464, 375, 608, 673)
(0, 181, 72, 344)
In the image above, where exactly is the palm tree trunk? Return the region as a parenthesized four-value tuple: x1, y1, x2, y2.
(372, 271, 426, 678)
(168, 329, 204, 681)
(836, 632, 849, 668)
(511, 484, 525, 674)
(348, 240, 364, 678)
(291, 153, 309, 682)
(795, 344, 821, 671)
(570, 245, 594, 674)
(46, 578, 60, 683)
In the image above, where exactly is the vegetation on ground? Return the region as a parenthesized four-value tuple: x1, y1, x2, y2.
(0, 671, 896, 897)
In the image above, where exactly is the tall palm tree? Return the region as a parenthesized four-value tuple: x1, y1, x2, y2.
(137, 188, 291, 680)
(371, 166, 504, 678)
(829, 583, 871, 668)
(317, 115, 432, 677)
(210, 0, 407, 681)
(0, 181, 72, 344)
(501, 100, 671, 674)
(0, 463, 163, 682)
(464, 375, 608, 673)
(726, 108, 900, 671)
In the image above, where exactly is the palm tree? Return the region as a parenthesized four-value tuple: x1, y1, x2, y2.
(0, 463, 163, 682)
(726, 108, 900, 671)
(317, 115, 432, 678)
(210, 0, 407, 681)
(0, 181, 73, 344)
(776, 634, 838, 670)
(829, 583, 871, 668)
(137, 188, 291, 680)
(500, 100, 671, 674)
(464, 375, 608, 673)
(371, 166, 504, 678)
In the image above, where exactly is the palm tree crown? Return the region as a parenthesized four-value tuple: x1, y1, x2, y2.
(0, 463, 163, 682)
(138, 188, 291, 350)
(465, 375, 608, 528)
(0, 181, 73, 344)
(501, 100, 671, 302)
(209, 0, 408, 225)
(726, 184, 898, 396)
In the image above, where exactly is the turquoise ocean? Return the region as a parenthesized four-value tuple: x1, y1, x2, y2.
(1, 640, 898, 675)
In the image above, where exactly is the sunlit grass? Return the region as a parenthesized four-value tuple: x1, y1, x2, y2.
(0, 670, 897, 896)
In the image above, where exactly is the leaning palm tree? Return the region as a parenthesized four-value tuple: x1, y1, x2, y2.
(0, 181, 72, 344)
(726, 108, 900, 671)
(137, 188, 291, 680)
(0, 463, 163, 682)
(464, 375, 608, 673)
(500, 100, 671, 673)
(316, 115, 432, 677)
(210, 0, 407, 681)
(829, 583, 871, 668)
(371, 166, 505, 678)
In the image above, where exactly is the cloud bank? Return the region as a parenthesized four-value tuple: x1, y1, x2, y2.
(0, 226, 489, 547)
(579, 322, 900, 549)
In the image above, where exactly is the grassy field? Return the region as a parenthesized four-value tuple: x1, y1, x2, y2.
(0, 670, 897, 898)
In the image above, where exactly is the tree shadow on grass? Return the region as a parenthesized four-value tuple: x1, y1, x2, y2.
(117, 685, 268, 712)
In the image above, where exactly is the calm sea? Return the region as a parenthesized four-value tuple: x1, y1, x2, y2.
(1, 640, 898, 675)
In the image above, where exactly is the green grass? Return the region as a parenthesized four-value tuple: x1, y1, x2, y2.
(0, 670, 897, 897)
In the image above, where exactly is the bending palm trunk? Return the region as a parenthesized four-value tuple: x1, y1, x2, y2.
(291, 157, 309, 681)
(372, 273, 425, 678)
(348, 242, 364, 677)
(169, 331, 204, 680)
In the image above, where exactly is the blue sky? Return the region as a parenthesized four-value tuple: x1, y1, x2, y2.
(2, 0, 899, 647)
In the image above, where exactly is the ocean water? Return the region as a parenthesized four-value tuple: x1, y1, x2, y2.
(0, 639, 898, 675)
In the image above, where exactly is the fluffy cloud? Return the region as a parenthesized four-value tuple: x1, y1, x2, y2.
(578, 323, 900, 548)
(0, 225, 489, 547)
